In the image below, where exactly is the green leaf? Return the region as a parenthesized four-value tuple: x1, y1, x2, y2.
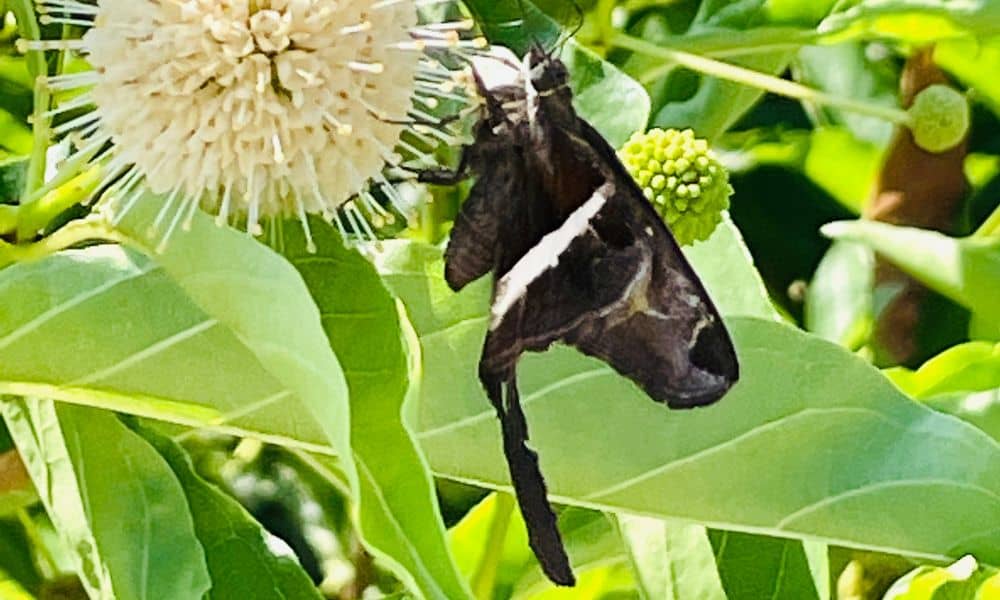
(822, 220, 1000, 334)
(0, 107, 32, 156)
(885, 555, 997, 600)
(795, 44, 897, 146)
(709, 530, 828, 600)
(886, 342, 1000, 399)
(449, 493, 532, 597)
(802, 128, 883, 212)
(2, 399, 210, 599)
(683, 215, 781, 320)
(934, 36, 1000, 117)
(651, 0, 796, 139)
(0, 567, 33, 600)
(0, 520, 40, 593)
(464, 0, 650, 146)
(114, 192, 354, 480)
(818, 0, 1000, 43)
(927, 389, 1000, 443)
(131, 423, 322, 600)
(805, 240, 874, 348)
(280, 219, 471, 600)
(618, 518, 726, 600)
(512, 508, 629, 597)
(0, 245, 328, 449)
(377, 238, 1000, 567)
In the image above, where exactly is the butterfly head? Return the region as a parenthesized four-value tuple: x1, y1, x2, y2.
(525, 45, 570, 97)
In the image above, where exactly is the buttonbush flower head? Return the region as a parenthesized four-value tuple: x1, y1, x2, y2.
(27, 0, 484, 250)
(908, 84, 970, 153)
(619, 128, 732, 246)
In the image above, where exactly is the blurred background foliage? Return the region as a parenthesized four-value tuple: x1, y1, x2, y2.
(0, 0, 999, 599)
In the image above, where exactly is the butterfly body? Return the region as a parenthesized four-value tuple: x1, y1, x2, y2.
(421, 47, 739, 586)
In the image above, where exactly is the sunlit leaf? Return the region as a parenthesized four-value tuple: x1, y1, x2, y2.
(806, 240, 874, 348)
(280, 219, 472, 600)
(619, 518, 725, 600)
(377, 232, 1000, 567)
(823, 220, 1000, 335)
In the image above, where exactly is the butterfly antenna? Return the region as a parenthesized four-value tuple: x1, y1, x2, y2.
(516, 0, 545, 55)
(554, 0, 585, 55)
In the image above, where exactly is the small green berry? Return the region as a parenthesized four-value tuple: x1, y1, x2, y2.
(618, 128, 733, 246)
(908, 84, 970, 153)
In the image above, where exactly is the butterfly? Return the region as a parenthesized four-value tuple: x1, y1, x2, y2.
(418, 45, 739, 586)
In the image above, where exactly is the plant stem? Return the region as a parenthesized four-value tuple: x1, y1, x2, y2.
(0, 216, 124, 269)
(471, 493, 515, 600)
(9, 0, 51, 199)
(613, 33, 913, 127)
(17, 166, 101, 240)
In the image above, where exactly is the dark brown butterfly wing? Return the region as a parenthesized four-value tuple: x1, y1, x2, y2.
(440, 51, 738, 589)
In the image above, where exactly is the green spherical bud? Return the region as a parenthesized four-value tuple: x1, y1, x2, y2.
(618, 128, 732, 246)
(908, 84, 970, 153)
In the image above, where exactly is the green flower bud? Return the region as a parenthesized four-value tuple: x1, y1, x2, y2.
(908, 84, 970, 153)
(618, 128, 732, 246)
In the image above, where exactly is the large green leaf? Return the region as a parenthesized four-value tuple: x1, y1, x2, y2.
(376, 238, 1000, 566)
(708, 530, 828, 600)
(280, 220, 471, 600)
(113, 194, 354, 479)
(0, 245, 327, 448)
(2, 399, 210, 599)
(132, 423, 322, 600)
(823, 221, 1000, 335)
(0, 233, 468, 598)
(619, 518, 726, 600)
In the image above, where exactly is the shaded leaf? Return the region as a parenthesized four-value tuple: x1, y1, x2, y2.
(652, 0, 795, 139)
(132, 423, 322, 600)
(709, 530, 828, 600)
(2, 399, 210, 599)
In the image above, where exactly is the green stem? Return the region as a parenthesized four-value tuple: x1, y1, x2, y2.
(471, 493, 515, 600)
(0, 216, 124, 269)
(613, 33, 913, 127)
(10, 0, 51, 199)
(17, 166, 101, 240)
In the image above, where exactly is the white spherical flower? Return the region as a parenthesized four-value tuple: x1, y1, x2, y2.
(29, 0, 483, 250)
